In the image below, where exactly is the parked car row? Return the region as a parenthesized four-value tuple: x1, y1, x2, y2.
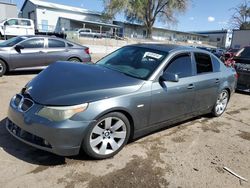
(5, 43, 237, 159)
(0, 35, 91, 76)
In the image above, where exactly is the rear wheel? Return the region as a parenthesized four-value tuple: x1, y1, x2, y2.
(82, 112, 130, 159)
(212, 89, 229, 117)
(0, 60, 7, 77)
(68, 57, 81, 62)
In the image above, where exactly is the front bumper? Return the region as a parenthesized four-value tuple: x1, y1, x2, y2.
(7, 97, 95, 156)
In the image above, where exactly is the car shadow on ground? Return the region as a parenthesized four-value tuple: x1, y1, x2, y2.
(5, 70, 42, 76)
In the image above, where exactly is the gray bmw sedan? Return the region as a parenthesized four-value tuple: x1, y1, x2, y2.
(6, 44, 237, 159)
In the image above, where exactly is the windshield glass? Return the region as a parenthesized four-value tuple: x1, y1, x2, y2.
(0, 37, 27, 47)
(97, 46, 167, 80)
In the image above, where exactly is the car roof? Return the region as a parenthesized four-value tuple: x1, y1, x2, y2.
(129, 43, 193, 53)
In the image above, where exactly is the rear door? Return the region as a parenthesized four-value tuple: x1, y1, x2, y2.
(9, 38, 46, 69)
(44, 38, 69, 65)
(192, 52, 221, 112)
(150, 53, 196, 124)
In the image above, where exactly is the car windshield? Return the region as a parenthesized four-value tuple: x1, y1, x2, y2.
(0, 37, 27, 47)
(97, 46, 167, 80)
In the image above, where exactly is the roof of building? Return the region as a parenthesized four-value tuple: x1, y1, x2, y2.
(60, 17, 121, 28)
(113, 21, 208, 37)
(0, 1, 16, 6)
(21, 0, 101, 16)
(194, 30, 230, 35)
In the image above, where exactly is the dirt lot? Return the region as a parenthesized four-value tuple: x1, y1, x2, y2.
(0, 62, 250, 188)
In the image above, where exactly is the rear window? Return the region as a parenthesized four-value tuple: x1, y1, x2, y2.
(48, 39, 65, 48)
(236, 47, 250, 58)
(211, 56, 221, 72)
(194, 53, 213, 74)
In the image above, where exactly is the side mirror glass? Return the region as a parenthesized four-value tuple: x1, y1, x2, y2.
(161, 72, 179, 82)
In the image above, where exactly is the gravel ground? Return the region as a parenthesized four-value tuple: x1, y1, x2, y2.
(0, 58, 250, 188)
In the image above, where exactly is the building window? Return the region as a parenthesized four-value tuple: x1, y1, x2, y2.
(217, 38, 221, 41)
(41, 20, 48, 32)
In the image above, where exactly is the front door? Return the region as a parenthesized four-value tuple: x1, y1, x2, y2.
(150, 53, 196, 125)
(9, 38, 46, 69)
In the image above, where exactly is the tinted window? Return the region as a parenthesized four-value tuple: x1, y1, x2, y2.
(19, 20, 31, 26)
(165, 53, 192, 78)
(211, 56, 221, 72)
(5, 19, 18, 25)
(21, 39, 44, 48)
(48, 39, 66, 48)
(194, 53, 213, 74)
(97, 46, 167, 80)
(0, 37, 26, 47)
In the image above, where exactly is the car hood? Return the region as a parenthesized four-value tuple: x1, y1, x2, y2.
(25, 62, 144, 106)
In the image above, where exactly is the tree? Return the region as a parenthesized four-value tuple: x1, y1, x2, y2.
(230, 0, 250, 29)
(103, 0, 189, 38)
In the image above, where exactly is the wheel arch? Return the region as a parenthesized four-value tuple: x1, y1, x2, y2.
(67, 56, 82, 62)
(94, 108, 135, 141)
(0, 58, 9, 71)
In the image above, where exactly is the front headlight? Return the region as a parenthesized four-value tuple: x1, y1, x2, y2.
(37, 103, 88, 121)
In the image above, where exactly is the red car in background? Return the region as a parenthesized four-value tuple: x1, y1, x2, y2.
(223, 48, 239, 66)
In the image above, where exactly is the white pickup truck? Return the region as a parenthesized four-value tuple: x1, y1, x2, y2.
(0, 18, 35, 39)
(77, 28, 103, 38)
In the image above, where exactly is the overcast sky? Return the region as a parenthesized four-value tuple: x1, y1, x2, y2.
(14, 0, 243, 31)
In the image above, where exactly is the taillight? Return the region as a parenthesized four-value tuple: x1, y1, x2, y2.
(84, 48, 90, 54)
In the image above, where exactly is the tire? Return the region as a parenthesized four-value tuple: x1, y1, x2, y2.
(0, 60, 7, 77)
(212, 89, 229, 117)
(68, 57, 81, 62)
(82, 112, 131, 159)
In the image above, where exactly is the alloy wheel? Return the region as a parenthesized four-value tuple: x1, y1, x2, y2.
(89, 117, 127, 155)
(215, 90, 228, 115)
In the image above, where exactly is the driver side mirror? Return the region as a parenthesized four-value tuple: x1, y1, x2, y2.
(14, 45, 24, 53)
(160, 72, 179, 82)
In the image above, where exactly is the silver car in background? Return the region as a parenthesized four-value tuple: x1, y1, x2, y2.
(0, 36, 91, 76)
(6, 44, 237, 159)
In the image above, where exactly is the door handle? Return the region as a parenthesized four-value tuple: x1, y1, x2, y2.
(39, 51, 46, 53)
(215, 78, 220, 84)
(187, 84, 195, 89)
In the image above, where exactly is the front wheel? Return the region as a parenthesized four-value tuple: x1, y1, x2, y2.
(82, 112, 131, 159)
(212, 89, 229, 117)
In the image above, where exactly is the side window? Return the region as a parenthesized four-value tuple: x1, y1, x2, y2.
(20, 39, 44, 48)
(48, 39, 66, 48)
(165, 53, 193, 78)
(211, 56, 221, 72)
(5, 19, 18, 26)
(19, 20, 31, 26)
(194, 53, 213, 74)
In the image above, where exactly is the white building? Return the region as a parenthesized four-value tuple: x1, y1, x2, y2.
(194, 30, 232, 49)
(0, 1, 17, 20)
(231, 30, 250, 49)
(19, 0, 120, 33)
